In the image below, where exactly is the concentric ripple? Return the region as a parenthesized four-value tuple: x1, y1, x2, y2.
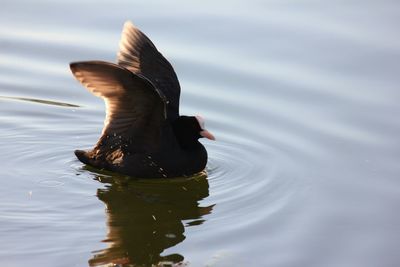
(200, 131, 298, 229)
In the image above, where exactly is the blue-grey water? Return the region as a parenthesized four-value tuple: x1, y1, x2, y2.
(1, 1, 400, 266)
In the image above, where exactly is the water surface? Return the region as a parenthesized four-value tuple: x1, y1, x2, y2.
(1, 0, 400, 266)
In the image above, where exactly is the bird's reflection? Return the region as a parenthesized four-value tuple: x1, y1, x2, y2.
(88, 169, 213, 266)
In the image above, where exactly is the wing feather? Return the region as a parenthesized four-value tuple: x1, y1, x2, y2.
(117, 21, 180, 121)
(70, 61, 166, 152)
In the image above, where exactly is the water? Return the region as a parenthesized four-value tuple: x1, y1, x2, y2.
(1, 0, 400, 266)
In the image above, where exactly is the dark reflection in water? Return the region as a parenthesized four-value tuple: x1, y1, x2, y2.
(88, 171, 214, 266)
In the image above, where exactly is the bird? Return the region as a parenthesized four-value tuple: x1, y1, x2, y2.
(70, 21, 215, 178)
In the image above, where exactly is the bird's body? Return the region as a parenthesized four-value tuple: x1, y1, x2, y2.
(70, 21, 214, 178)
(74, 118, 208, 178)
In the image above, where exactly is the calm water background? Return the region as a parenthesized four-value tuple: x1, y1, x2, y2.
(1, 0, 400, 266)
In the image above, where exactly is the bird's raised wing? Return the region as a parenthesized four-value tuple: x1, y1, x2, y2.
(117, 21, 180, 121)
(70, 61, 166, 152)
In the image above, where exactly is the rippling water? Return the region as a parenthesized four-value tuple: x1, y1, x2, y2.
(1, 1, 400, 266)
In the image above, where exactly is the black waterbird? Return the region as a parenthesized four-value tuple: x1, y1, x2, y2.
(70, 21, 215, 178)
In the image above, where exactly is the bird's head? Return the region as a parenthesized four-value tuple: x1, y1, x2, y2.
(172, 115, 215, 148)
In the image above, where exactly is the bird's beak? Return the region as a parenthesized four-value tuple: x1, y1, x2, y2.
(200, 130, 216, 141)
